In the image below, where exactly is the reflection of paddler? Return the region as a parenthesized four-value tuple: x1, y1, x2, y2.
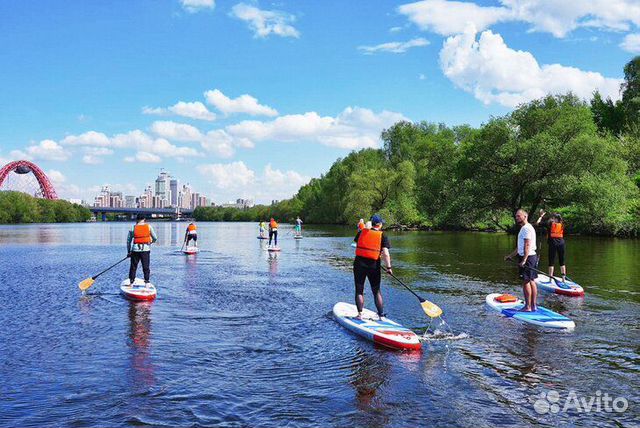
(349, 348, 390, 413)
(127, 301, 155, 388)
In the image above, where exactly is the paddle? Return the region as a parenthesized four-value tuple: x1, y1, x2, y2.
(383, 267, 443, 318)
(78, 255, 130, 291)
(506, 258, 571, 289)
(180, 234, 187, 252)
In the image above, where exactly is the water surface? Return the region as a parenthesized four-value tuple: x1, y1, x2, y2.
(0, 223, 638, 427)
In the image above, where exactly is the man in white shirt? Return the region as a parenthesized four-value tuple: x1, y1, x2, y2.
(504, 209, 539, 311)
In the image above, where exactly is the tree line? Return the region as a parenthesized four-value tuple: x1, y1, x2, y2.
(0, 191, 92, 224)
(200, 57, 640, 236)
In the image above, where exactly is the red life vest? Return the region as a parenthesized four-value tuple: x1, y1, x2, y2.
(187, 224, 197, 232)
(549, 222, 564, 239)
(356, 229, 383, 260)
(133, 224, 152, 244)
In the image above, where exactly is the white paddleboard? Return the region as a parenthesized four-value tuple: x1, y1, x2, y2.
(485, 293, 574, 330)
(333, 302, 422, 351)
(535, 274, 584, 297)
(120, 278, 157, 301)
(267, 246, 281, 252)
(294, 235, 303, 239)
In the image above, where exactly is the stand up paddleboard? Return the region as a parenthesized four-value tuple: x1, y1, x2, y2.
(267, 246, 281, 252)
(486, 293, 574, 330)
(183, 246, 199, 255)
(120, 278, 157, 301)
(257, 236, 268, 240)
(535, 274, 584, 297)
(294, 235, 303, 239)
(333, 302, 422, 351)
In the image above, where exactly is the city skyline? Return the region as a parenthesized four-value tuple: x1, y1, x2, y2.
(0, 1, 637, 204)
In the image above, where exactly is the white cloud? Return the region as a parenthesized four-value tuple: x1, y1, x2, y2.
(621, 33, 640, 53)
(200, 130, 242, 158)
(358, 38, 430, 54)
(62, 131, 111, 147)
(204, 89, 278, 116)
(150, 121, 204, 142)
(197, 161, 256, 190)
(124, 152, 162, 164)
(113, 130, 201, 158)
(419, 73, 426, 80)
(46, 169, 66, 184)
(439, 26, 623, 107)
(399, 0, 511, 36)
(82, 147, 113, 165)
(143, 101, 216, 121)
(398, 0, 640, 38)
(224, 107, 407, 150)
(180, 0, 215, 13)
(230, 3, 300, 38)
(390, 26, 404, 33)
(12, 140, 71, 162)
(197, 161, 310, 203)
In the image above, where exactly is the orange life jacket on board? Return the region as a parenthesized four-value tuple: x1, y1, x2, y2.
(187, 224, 197, 232)
(549, 222, 564, 239)
(133, 224, 152, 244)
(356, 229, 383, 260)
(270, 220, 278, 229)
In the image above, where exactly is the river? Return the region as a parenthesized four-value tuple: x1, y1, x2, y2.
(0, 222, 638, 427)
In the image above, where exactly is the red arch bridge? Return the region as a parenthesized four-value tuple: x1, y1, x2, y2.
(0, 160, 58, 199)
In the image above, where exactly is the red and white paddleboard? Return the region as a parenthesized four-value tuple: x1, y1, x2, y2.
(535, 274, 584, 297)
(333, 302, 422, 351)
(120, 278, 157, 301)
(183, 246, 199, 255)
(267, 246, 281, 252)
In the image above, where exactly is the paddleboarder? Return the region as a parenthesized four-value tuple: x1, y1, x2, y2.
(127, 214, 158, 286)
(268, 217, 278, 248)
(536, 210, 568, 282)
(184, 222, 198, 248)
(357, 218, 366, 231)
(259, 221, 266, 238)
(504, 209, 538, 312)
(294, 216, 303, 236)
(353, 214, 392, 320)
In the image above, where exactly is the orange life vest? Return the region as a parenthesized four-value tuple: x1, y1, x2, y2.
(356, 229, 383, 260)
(270, 220, 278, 229)
(495, 294, 518, 303)
(549, 222, 564, 239)
(133, 224, 152, 244)
(358, 222, 365, 231)
(187, 224, 197, 232)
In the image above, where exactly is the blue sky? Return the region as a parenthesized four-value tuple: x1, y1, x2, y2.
(0, 0, 638, 203)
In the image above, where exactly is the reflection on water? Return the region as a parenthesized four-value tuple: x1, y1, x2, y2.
(0, 222, 638, 427)
(127, 301, 155, 391)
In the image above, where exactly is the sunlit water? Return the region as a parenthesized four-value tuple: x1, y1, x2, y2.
(0, 223, 638, 427)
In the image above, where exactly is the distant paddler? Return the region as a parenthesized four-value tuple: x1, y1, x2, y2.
(504, 209, 539, 312)
(184, 222, 198, 248)
(127, 214, 158, 286)
(353, 214, 392, 320)
(357, 218, 366, 231)
(259, 221, 267, 238)
(268, 217, 279, 248)
(536, 210, 568, 282)
(294, 216, 303, 237)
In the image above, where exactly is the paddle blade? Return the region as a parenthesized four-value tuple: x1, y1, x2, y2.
(420, 300, 443, 318)
(78, 277, 95, 291)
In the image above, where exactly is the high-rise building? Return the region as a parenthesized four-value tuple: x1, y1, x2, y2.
(155, 170, 171, 206)
(170, 179, 178, 207)
(125, 195, 136, 208)
(190, 192, 200, 209)
(179, 184, 191, 210)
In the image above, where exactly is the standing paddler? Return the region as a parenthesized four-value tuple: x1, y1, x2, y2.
(504, 209, 538, 311)
(353, 214, 392, 320)
(127, 214, 158, 286)
(259, 221, 266, 238)
(294, 216, 303, 236)
(268, 217, 279, 248)
(184, 222, 198, 248)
